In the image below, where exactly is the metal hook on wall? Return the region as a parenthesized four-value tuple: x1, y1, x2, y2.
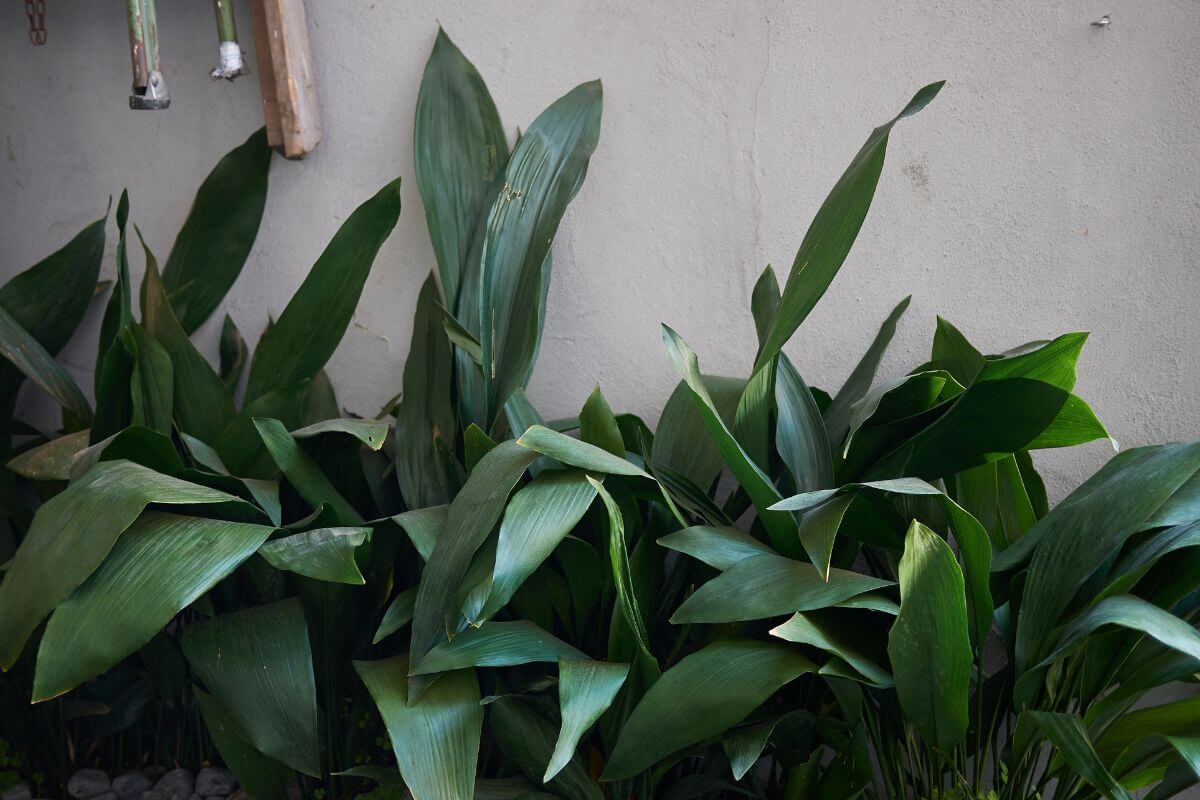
(1091, 14, 1111, 28)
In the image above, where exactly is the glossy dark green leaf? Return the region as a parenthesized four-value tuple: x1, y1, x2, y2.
(652, 374, 744, 491)
(0, 211, 105, 403)
(771, 612, 892, 688)
(515, 425, 648, 478)
(776, 354, 832, 493)
(671, 552, 890, 624)
(656, 524, 775, 571)
(479, 81, 602, 422)
(355, 654, 483, 800)
(592, 477, 657, 675)
(0, 306, 92, 425)
(195, 688, 292, 800)
(603, 639, 816, 780)
(753, 84, 941, 370)
(258, 526, 371, 584)
(822, 295, 911, 446)
(373, 587, 416, 645)
(254, 417, 362, 524)
(797, 493, 853, 580)
(414, 29, 508, 310)
(212, 380, 310, 478)
(724, 719, 778, 781)
(661, 325, 797, 556)
(162, 128, 271, 333)
(930, 316, 985, 384)
(441, 306, 483, 365)
(182, 599, 320, 776)
(1029, 712, 1131, 800)
(219, 314, 248, 391)
(392, 504, 447, 561)
(546, 659, 629, 782)
(244, 178, 401, 403)
(888, 521, 971, 752)
(411, 620, 585, 675)
(1035, 595, 1200, 670)
(33, 512, 273, 701)
(0, 461, 247, 669)
(411, 441, 539, 670)
(395, 273, 456, 509)
(732, 360, 776, 472)
(579, 386, 624, 458)
(489, 694, 601, 800)
(128, 324, 174, 435)
(5, 429, 89, 481)
(140, 239, 235, 442)
(466, 470, 596, 624)
(750, 265, 780, 348)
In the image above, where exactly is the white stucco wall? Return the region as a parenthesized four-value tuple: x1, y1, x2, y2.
(1, 2, 1197, 499)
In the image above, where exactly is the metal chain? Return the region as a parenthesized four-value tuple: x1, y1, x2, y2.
(25, 0, 46, 45)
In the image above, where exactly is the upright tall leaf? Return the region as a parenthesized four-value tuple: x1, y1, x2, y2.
(888, 521, 971, 752)
(182, 599, 320, 777)
(355, 655, 483, 800)
(414, 29, 508, 310)
(754, 83, 942, 370)
(479, 81, 603, 422)
(244, 178, 401, 403)
(652, 374, 745, 491)
(775, 354, 832, 493)
(162, 128, 271, 333)
(546, 660, 629, 782)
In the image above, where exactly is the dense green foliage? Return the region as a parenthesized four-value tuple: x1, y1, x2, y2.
(1, 28, 1197, 800)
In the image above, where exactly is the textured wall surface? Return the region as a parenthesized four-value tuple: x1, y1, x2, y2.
(1, 1, 1197, 499)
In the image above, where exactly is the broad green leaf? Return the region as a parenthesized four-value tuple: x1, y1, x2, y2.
(139, 239, 234, 441)
(750, 265, 780, 348)
(442, 307, 483, 364)
(128, 324, 174, 435)
(195, 688, 292, 800)
(162, 127, 271, 333)
(1095, 696, 1200, 767)
(841, 370, 955, 462)
(1013, 441, 1200, 675)
(253, 417, 362, 524)
(373, 587, 416, 644)
(392, 504, 447, 561)
(0, 460, 246, 669)
(182, 599, 320, 776)
(652, 374, 744, 491)
(0, 211, 105, 403)
(603, 639, 816, 780)
(258, 526, 371, 584)
(411, 620, 585, 675)
(219, 314, 248, 391)
(770, 613, 892, 688)
(656, 524, 775, 571)
(671, 552, 890, 624)
(212, 380, 310, 478)
(661, 325, 797, 556)
(930, 316, 985, 384)
(1104, 521, 1200, 598)
(489, 695, 601, 800)
(1035, 595, 1200, 670)
(300, 369, 340, 425)
(411, 441, 539, 670)
(414, 29, 508, 310)
(396, 273, 456, 509)
(33, 512, 273, 701)
(776, 354, 832, 493)
(1026, 393, 1113, 451)
(797, 493, 853, 580)
(6, 429, 90, 481)
(733, 360, 776, 471)
(467, 470, 596, 624)
(546, 660, 629, 782)
(0, 306, 92, 425)
(724, 719, 778, 781)
(1029, 712, 1131, 800)
(888, 521, 971, 752)
(772, 478, 940, 513)
(753, 84, 941, 370)
(579, 386, 624, 457)
(505, 388, 553, 475)
(591, 477, 657, 675)
(479, 81, 602, 422)
(823, 295, 911, 445)
(355, 654, 483, 800)
(292, 418, 388, 450)
(516, 425, 649, 478)
(244, 178, 401, 403)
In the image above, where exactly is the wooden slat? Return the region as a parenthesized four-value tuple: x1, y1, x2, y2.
(249, 0, 321, 159)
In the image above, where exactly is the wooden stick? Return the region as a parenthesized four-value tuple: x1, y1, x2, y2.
(249, 0, 321, 159)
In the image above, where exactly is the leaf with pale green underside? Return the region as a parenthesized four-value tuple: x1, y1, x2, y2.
(516, 425, 648, 478)
(253, 417, 362, 525)
(0, 460, 248, 669)
(414, 29, 508, 311)
(603, 639, 816, 780)
(182, 599, 320, 776)
(391, 505, 447, 561)
(823, 296, 911, 447)
(671, 552, 890, 624)
(888, 521, 971, 752)
(258, 526, 371, 584)
(753, 83, 941, 371)
(6, 429, 90, 481)
(291, 418, 388, 450)
(661, 325, 797, 556)
(466, 470, 596, 624)
(410, 441, 539, 671)
(32, 512, 274, 701)
(411, 620, 585, 675)
(656, 525, 775, 571)
(355, 654, 483, 800)
(162, 128, 271, 333)
(244, 178, 401, 403)
(652, 374, 744, 491)
(479, 81, 602, 423)
(546, 659, 629, 782)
